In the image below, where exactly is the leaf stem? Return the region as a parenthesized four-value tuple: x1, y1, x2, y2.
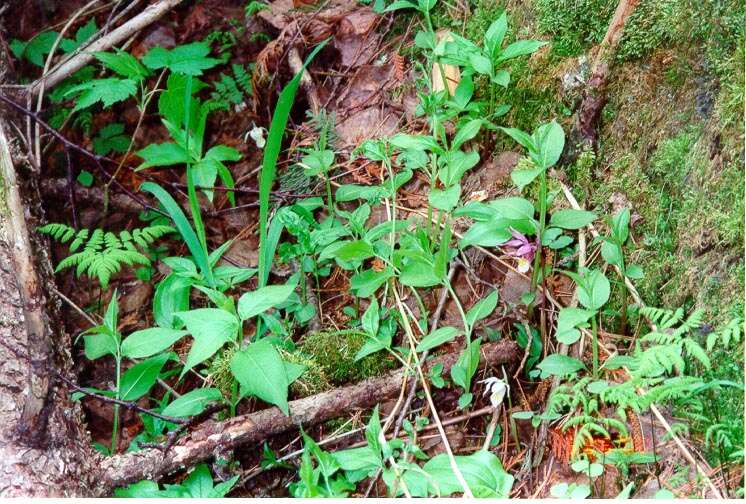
(591, 313, 599, 379)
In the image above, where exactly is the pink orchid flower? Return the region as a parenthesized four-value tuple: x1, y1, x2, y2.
(505, 228, 538, 273)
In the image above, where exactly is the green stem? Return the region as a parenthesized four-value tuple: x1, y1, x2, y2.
(528, 170, 547, 317)
(110, 353, 121, 454)
(445, 281, 470, 342)
(591, 314, 599, 379)
(620, 283, 628, 336)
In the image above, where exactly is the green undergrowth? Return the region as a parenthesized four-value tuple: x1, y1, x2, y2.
(299, 329, 394, 385)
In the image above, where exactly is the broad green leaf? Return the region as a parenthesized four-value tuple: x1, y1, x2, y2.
(498, 40, 546, 61)
(362, 298, 380, 337)
(162, 388, 223, 418)
(416, 326, 461, 352)
(11, 31, 59, 66)
(284, 361, 307, 383)
(489, 197, 535, 220)
(611, 208, 630, 243)
(66, 78, 137, 112)
(335, 184, 384, 202)
(536, 353, 585, 378)
(499, 127, 535, 151)
(350, 267, 394, 297)
(231, 339, 290, 414)
(136, 142, 189, 169)
(469, 53, 492, 76)
(451, 119, 482, 150)
(83, 329, 119, 360)
(571, 459, 604, 478)
(550, 209, 597, 230)
(601, 240, 623, 268)
(177, 308, 239, 377)
(491, 69, 511, 87)
(626, 264, 644, 279)
(570, 268, 610, 311)
(511, 164, 544, 191)
(382, 0, 418, 12)
(390, 134, 440, 152)
(555, 307, 595, 345)
(460, 218, 513, 248)
(551, 482, 591, 499)
(237, 283, 296, 320)
(94, 50, 149, 80)
(485, 13, 508, 54)
(420, 450, 514, 497)
(120, 354, 169, 401)
(142, 42, 220, 75)
(332, 446, 381, 472)
(153, 273, 192, 329)
(333, 240, 375, 262)
(114, 480, 162, 498)
(399, 258, 440, 287)
(465, 290, 498, 329)
(451, 339, 481, 392)
(532, 121, 564, 169)
(429, 184, 461, 211)
(121, 327, 188, 359)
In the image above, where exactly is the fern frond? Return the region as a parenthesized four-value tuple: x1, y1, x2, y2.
(640, 306, 683, 328)
(707, 317, 743, 351)
(40, 222, 174, 289)
(232, 63, 253, 97)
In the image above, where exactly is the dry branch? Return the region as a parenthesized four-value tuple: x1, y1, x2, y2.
(28, 0, 184, 96)
(100, 339, 519, 489)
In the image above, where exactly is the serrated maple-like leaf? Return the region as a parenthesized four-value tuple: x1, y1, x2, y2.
(66, 78, 137, 112)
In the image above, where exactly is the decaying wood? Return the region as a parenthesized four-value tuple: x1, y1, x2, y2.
(568, 0, 638, 155)
(0, 118, 97, 495)
(100, 339, 519, 489)
(28, 0, 184, 96)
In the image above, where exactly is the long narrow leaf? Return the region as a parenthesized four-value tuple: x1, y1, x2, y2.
(141, 181, 213, 285)
(258, 40, 329, 287)
(182, 75, 213, 287)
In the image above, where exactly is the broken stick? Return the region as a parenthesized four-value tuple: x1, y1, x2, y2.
(28, 0, 184, 96)
(99, 339, 519, 489)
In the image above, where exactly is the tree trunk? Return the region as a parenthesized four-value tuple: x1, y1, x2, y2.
(0, 118, 100, 496)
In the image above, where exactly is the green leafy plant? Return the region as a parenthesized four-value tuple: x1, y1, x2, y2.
(38, 223, 174, 289)
(210, 63, 253, 107)
(115, 463, 238, 497)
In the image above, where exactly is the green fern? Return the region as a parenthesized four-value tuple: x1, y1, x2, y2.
(707, 316, 743, 351)
(211, 64, 253, 107)
(39, 223, 174, 288)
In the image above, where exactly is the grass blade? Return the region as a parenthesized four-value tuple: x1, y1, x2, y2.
(258, 40, 329, 287)
(141, 181, 213, 286)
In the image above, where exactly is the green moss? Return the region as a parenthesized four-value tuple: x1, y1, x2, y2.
(279, 348, 331, 397)
(299, 329, 394, 385)
(534, 0, 745, 70)
(534, 0, 615, 57)
(207, 345, 237, 398)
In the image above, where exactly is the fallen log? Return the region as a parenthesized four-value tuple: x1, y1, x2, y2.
(100, 339, 519, 490)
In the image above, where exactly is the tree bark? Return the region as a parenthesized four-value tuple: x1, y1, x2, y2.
(0, 119, 99, 496)
(566, 0, 639, 159)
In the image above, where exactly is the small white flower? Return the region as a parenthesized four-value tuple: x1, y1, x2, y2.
(479, 376, 509, 408)
(246, 124, 266, 149)
(516, 257, 531, 273)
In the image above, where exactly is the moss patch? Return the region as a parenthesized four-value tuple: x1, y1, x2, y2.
(299, 329, 394, 385)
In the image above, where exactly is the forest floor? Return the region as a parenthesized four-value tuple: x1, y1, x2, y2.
(1, 0, 743, 498)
